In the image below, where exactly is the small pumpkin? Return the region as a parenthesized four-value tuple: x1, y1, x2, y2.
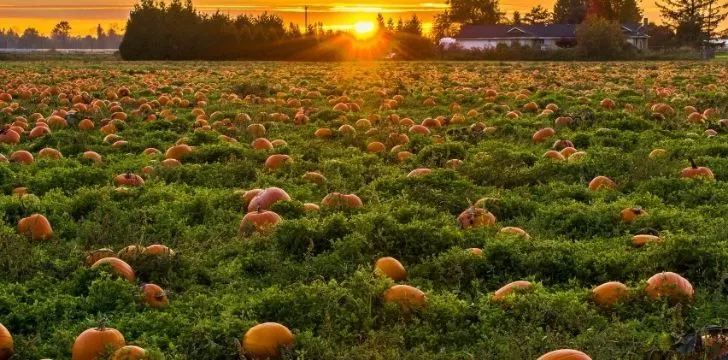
(72, 322, 126, 360)
(91, 257, 136, 282)
(588, 176, 616, 191)
(466, 248, 483, 256)
(457, 206, 496, 229)
(646, 272, 694, 301)
(591, 281, 629, 307)
(264, 154, 293, 170)
(302, 172, 327, 184)
(492, 280, 532, 301)
(321, 193, 363, 209)
(10, 150, 33, 165)
(251, 138, 274, 151)
(648, 149, 666, 158)
(240, 209, 282, 235)
(0, 323, 13, 360)
(537, 349, 592, 360)
(85, 248, 115, 266)
(164, 144, 193, 160)
(110, 345, 147, 360)
(383, 285, 427, 308)
(681, 157, 714, 179)
(632, 234, 661, 247)
(407, 168, 432, 177)
(620, 207, 648, 224)
(242, 322, 295, 360)
(497, 226, 530, 239)
(117, 245, 145, 259)
(17, 213, 53, 241)
(114, 173, 144, 187)
(367, 142, 386, 153)
(143, 244, 175, 256)
(374, 257, 407, 281)
(140, 283, 168, 308)
(82, 151, 103, 163)
(532, 127, 555, 143)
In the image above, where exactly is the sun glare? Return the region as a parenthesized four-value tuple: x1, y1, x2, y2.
(353, 21, 375, 38)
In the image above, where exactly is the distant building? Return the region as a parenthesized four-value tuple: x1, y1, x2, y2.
(451, 23, 649, 51)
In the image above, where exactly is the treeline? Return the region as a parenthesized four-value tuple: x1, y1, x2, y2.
(119, 0, 434, 60)
(0, 22, 122, 49)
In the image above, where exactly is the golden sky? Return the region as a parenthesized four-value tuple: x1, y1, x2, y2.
(0, 0, 665, 36)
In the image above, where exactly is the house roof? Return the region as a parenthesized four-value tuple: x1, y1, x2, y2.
(456, 23, 648, 39)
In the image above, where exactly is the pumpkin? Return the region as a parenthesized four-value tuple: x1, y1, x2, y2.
(241, 188, 264, 204)
(251, 138, 274, 151)
(164, 144, 193, 160)
(445, 159, 463, 169)
(85, 248, 115, 266)
(648, 149, 666, 158)
(303, 203, 320, 212)
(407, 168, 432, 177)
(532, 127, 555, 143)
(247, 187, 291, 212)
(588, 176, 616, 191)
(492, 280, 532, 301)
(591, 281, 629, 307)
(142, 148, 162, 157)
(18, 214, 53, 241)
(314, 128, 332, 138)
(10, 150, 33, 165)
(383, 285, 427, 308)
(240, 209, 282, 235)
(367, 142, 386, 153)
(242, 323, 295, 360)
(457, 206, 496, 229)
(600, 98, 615, 109)
(302, 172, 327, 184)
(162, 158, 181, 168)
(497, 226, 530, 239)
(247, 124, 267, 138)
(555, 116, 573, 126)
(115, 173, 145, 187)
(0, 128, 20, 145)
(632, 234, 660, 247)
(544, 150, 566, 161)
(82, 151, 103, 163)
(374, 257, 407, 281)
(646, 272, 694, 301)
(560, 147, 578, 158)
(110, 345, 147, 360)
(620, 207, 648, 223)
(118, 245, 145, 259)
(467, 248, 483, 256)
(72, 323, 126, 360)
(264, 154, 293, 170)
(681, 157, 714, 179)
(537, 349, 592, 360)
(397, 151, 413, 162)
(0, 323, 13, 360)
(322, 193, 363, 209)
(143, 244, 175, 256)
(141, 283, 168, 308)
(91, 257, 136, 282)
(78, 118, 95, 130)
(553, 139, 574, 150)
(38, 147, 63, 159)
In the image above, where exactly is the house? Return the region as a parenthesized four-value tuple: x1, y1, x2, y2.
(451, 21, 649, 51)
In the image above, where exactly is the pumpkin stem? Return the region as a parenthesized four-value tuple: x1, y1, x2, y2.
(256, 205, 261, 213)
(98, 318, 107, 331)
(633, 206, 642, 214)
(689, 157, 697, 169)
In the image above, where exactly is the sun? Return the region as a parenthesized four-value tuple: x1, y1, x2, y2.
(353, 21, 375, 38)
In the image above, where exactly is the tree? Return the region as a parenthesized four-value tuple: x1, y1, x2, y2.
(402, 14, 423, 35)
(51, 21, 72, 47)
(524, 5, 552, 24)
(576, 17, 628, 58)
(397, 17, 404, 31)
(647, 23, 677, 48)
(447, 0, 505, 25)
(19, 28, 41, 48)
(553, 0, 588, 23)
(656, 0, 728, 46)
(586, 0, 616, 20)
(617, 0, 643, 23)
(433, 11, 456, 39)
(386, 17, 395, 31)
(511, 11, 523, 25)
(376, 13, 386, 31)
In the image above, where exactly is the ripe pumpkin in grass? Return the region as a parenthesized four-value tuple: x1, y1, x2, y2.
(143, 244, 175, 256)
(457, 206, 496, 229)
(544, 150, 566, 161)
(110, 345, 147, 360)
(532, 128, 555, 143)
(322, 193, 363, 209)
(646, 272, 694, 301)
(407, 168, 432, 177)
(302, 172, 326, 184)
(242, 188, 264, 204)
(78, 118, 95, 130)
(91, 257, 135, 282)
(681, 157, 714, 179)
(0, 128, 20, 145)
(314, 128, 332, 138)
(18, 214, 53, 241)
(251, 138, 274, 151)
(85, 248, 115, 266)
(143, 148, 162, 157)
(247, 187, 291, 212)
(242, 322, 295, 360)
(497, 226, 530, 239)
(632, 234, 661, 247)
(38, 147, 62, 159)
(118, 245, 145, 259)
(264, 154, 293, 170)
(115, 173, 144, 187)
(591, 281, 629, 307)
(162, 158, 181, 168)
(240, 210, 282, 235)
(0, 323, 13, 360)
(303, 203, 320, 212)
(600, 98, 615, 109)
(621, 207, 648, 223)
(492, 280, 532, 301)
(649, 149, 666, 158)
(588, 176, 616, 191)
(537, 349, 592, 360)
(10, 150, 33, 165)
(141, 284, 168, 308)
(383, 285, 426, 308)
(72, 323, 126, 360)
(164, 144, 193, 160)
(467, 248, 483, 256)
(82, 151, 103, 163)
(367, 142, 386, 153)
(374, 257, 407, 281)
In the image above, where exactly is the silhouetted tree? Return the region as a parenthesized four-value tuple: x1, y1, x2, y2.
(524, 5, 552, 24)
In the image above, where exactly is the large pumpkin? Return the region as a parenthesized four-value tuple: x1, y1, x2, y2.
(681, 157, 714, 179)
(646, 272, 694, 301)
(110, 345, 147, 360)
(242, 322, 295, 360)
(91, 257, 136, 282)
(18, 213, 53, 241)
(164, 144, 193, 160)
(492, 280, 532, 301)
(72, 323, 126, 360)
(383, 285, 427, 308)
(247, 187, 291, 213)
(374, 257, 407, 281)
(0, 323, 12, 360)
(591, 281, 629, 307)
(537, 349, 592, 360)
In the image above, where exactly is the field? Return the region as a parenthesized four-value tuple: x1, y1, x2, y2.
(1, 60, 728, 360)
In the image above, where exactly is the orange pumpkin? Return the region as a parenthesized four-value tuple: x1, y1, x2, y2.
(240, 209, 282, 235)
(78, 119, 95, 130)
(302, 172, 327, 184)
(141, 283, 168, 308)
(143, 148, 162, 157)
(600, 98, 615, 109)
(445, 159, 464, 169)
(314, 128, 332, 138)
(374, 257, 407, 281)
(588, 176, 616, 191)
(162, 158, 181, 168)
(0, 323, 13, 360)
(321, 193, 363, 209)
(247, 187, 291, 212)
(646, 272, 694, 301)
(91, 257, 136, 282)
(457, 207, 496, 229)
(367, 142, 386, 153)
(532, 128, 555, 143)
(115, 173, 145, 187)
(82, 151, 103, 163)
(492, 280, 532, 301)
(85, 248, 115, 266)
(10, 150, 33, 165)
(110, 345, 147, 360)
(242, 322, 295, 360)
(407, 168, 432, 177)
(117, 245, 145, 259)
(164, 144, 193, 161)
(242, 189, 264, 204)
(591, 281, 629, 307)
(251, 138, 274, 151)
(620, 207, 648, 224)
(537, 349, 592, 360)
(632, 234, 661, 247)
(497, 226, 530, 239)
(264, 154, 293, 170)
(544, 150, 566, 161)
(0, 128, 20, 145)
(143, 244, 175, 256)
(383, 285, 427, 308)
(17, 214, 53, 241)
(38, 147, 62, 159)
(303, 203, 320, 212)
(72, 323, 126, 360)
(681, 157, 714, 179)
(467, 247, 483, 256)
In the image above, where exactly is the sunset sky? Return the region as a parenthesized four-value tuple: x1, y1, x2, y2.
(0, 0, 665, 36)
